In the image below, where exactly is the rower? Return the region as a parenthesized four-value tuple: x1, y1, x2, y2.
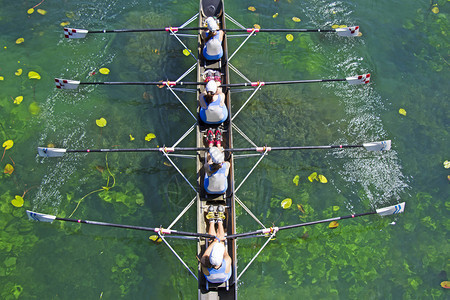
(202, 17, 224, 61)
(199, 80, 228, 126)
(204, 146, 230, 195)
(201, 205, 232, 284)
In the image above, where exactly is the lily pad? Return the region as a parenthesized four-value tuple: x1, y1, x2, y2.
(281, 198, 292, 209)
(11, 196, 24, 207)
(28, 71, 41, 80)
(293, 175, 299, 186)
(318, 174, 328, 183)
(99, 68, 110, 75)
(28, 102, 41, 115)
(182, 49, 191, 56)
(4, 257, 16, 267)
(149, 235, 162, 243)
(308, 172, 317, 182)
(329, 221, 339, 229)
(4, 164, 14, 174)
(96, 118, 107, 128)
(332, 206, 340, 211)
(13, 96, 23, 105)
(3, 140, 13, 150)
(145, 133, 156, 141)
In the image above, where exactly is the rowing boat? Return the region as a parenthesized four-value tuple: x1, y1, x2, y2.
(29, 1, 406, 299)
(196, 0, 236, 298)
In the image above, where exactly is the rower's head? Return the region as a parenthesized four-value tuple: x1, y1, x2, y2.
(209, 242, 225, 268)
(206, 17, 219, 33)
(205, 81, 217, 102)
(209, 146, 224, 164)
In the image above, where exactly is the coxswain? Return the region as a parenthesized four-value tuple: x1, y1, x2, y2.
(202, 17, 224, 60)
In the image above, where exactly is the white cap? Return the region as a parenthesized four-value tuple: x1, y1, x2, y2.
(209, 146, 224, 164)
(209, 242, 225, 267)
(206, 17, 219, 31)
(206, 80, 217, 94)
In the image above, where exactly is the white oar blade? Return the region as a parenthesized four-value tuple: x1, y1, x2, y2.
(346, 73, 371, 85)
(64, 28, 88, 39)
(336, 26, 360, 37)
(363, 140, 391, 151)
(55, 78, 80, 90)
(38, 147, 67, 157)
(26, 210, 56, 223)
(376, 202, 405, 216)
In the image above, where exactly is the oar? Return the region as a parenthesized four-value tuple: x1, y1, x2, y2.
(54, 74, 370, 89)
(64, 26, 360, 39)
(37, 140, 391, 157)
(227, 202, 406, 239)
(225, 26, 361, 37)
(26, 210, 214, 239)
(63, 27, 206, 38)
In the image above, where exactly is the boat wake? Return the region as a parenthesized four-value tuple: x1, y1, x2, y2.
(301, 0, 409, 207)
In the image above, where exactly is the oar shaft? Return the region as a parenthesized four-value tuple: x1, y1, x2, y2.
(79, 81, 204, 86)
(222, 79, 346, 88)
(227, 211, 376, 239)
(277, 212, 376, 231)
(55, 217, 213, 238)
(223, 28, 335, 33)
(88, 27, 205, 34)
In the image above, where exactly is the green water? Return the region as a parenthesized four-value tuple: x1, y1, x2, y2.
(0, 0, 448, 299)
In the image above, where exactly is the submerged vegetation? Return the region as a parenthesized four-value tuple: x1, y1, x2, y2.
(0, 0, 448, 299)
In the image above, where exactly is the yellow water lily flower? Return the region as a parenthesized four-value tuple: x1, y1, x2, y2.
(273, 13, 278, 18)
(27, 8, 35, 14)
(253, 24, 261, 30)
(293, 175, 300, 186)
(308, 172, 317, 182)
(37, 9, 47, 15)
(444, 160, 450, 169)
(432, 6, 439, 14)
(60, 21, 70, 27)
(286, 34, 294, 42)
(399, 108, 406, 116)
(129, 134, 135, 141)
(329, 221, 339, 229)
(292, 17, 301, 22)
(0, 76, 4, 80)
(332, 24, 339, 29)
(248, 6, 256, 12)
(15, 69, 23, 76)
(16, 38, 24, 44)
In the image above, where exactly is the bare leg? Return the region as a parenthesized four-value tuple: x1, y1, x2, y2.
(216, 220, 225, 240)
(208, 220, 217, 236)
